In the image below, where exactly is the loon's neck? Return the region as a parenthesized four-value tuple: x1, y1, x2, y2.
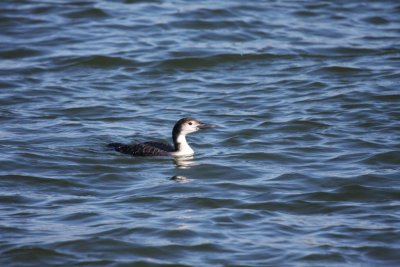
(172, 133, 194, 156)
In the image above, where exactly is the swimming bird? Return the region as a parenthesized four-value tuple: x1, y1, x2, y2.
(108, 117, 215, 157)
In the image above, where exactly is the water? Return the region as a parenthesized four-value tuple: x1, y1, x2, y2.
(1, 0, 399, 266)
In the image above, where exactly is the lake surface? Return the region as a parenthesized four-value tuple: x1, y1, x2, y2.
(1, 0, 399, 266)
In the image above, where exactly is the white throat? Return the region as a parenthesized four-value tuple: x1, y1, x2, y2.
(172, 134, 194, 156)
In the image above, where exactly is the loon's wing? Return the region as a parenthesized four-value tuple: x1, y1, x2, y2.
(143, 142, 174, 152)
(108, 142, 174, 156)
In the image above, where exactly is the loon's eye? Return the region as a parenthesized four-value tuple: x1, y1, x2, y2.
(188, 122, 193, 125)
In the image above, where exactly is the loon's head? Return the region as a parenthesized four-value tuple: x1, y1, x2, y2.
(173, 117, 215, 136)
(172, 117, 215, 155)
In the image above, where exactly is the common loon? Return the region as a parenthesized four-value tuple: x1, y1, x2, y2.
(108, 117, 214, 157)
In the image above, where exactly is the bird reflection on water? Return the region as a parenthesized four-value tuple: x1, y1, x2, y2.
(170, 155, 197, 182)
(170, 175, 191, 183)
(174, 155, 197, 169)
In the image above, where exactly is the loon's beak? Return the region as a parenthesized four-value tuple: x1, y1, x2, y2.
(197, 122, 216, 129)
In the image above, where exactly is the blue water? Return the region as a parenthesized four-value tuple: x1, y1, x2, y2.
(1, 0, 399, 266)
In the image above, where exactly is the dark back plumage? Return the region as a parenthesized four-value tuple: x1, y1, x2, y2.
(108, 142, 174, 156)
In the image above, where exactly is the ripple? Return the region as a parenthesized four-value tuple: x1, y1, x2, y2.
(295, 184, 398, 203)
(62, 8, 110, 19)
(156, 52, 296, 70)
(275, 119, 330, 132)
(178, 197, 241, 209)
(236, 200, 341, 214)
(299, 252, 346, 263)
(315, 66, 367, 75)
(0, 47, 43, 59)
(0, 194, 31, 205)
(362, 16, 390, 25)
(2, 247, 73, 266)
(0, 174, 83, 189)
(55, 55, 138, 69)
(292, 10, 319, 17)
(59, 211, 101, 223)
(60, 105, 112, 117)
(309, 46, 380, 56)
(363, 151, 400, 165)
(230, 152, 303, 164)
